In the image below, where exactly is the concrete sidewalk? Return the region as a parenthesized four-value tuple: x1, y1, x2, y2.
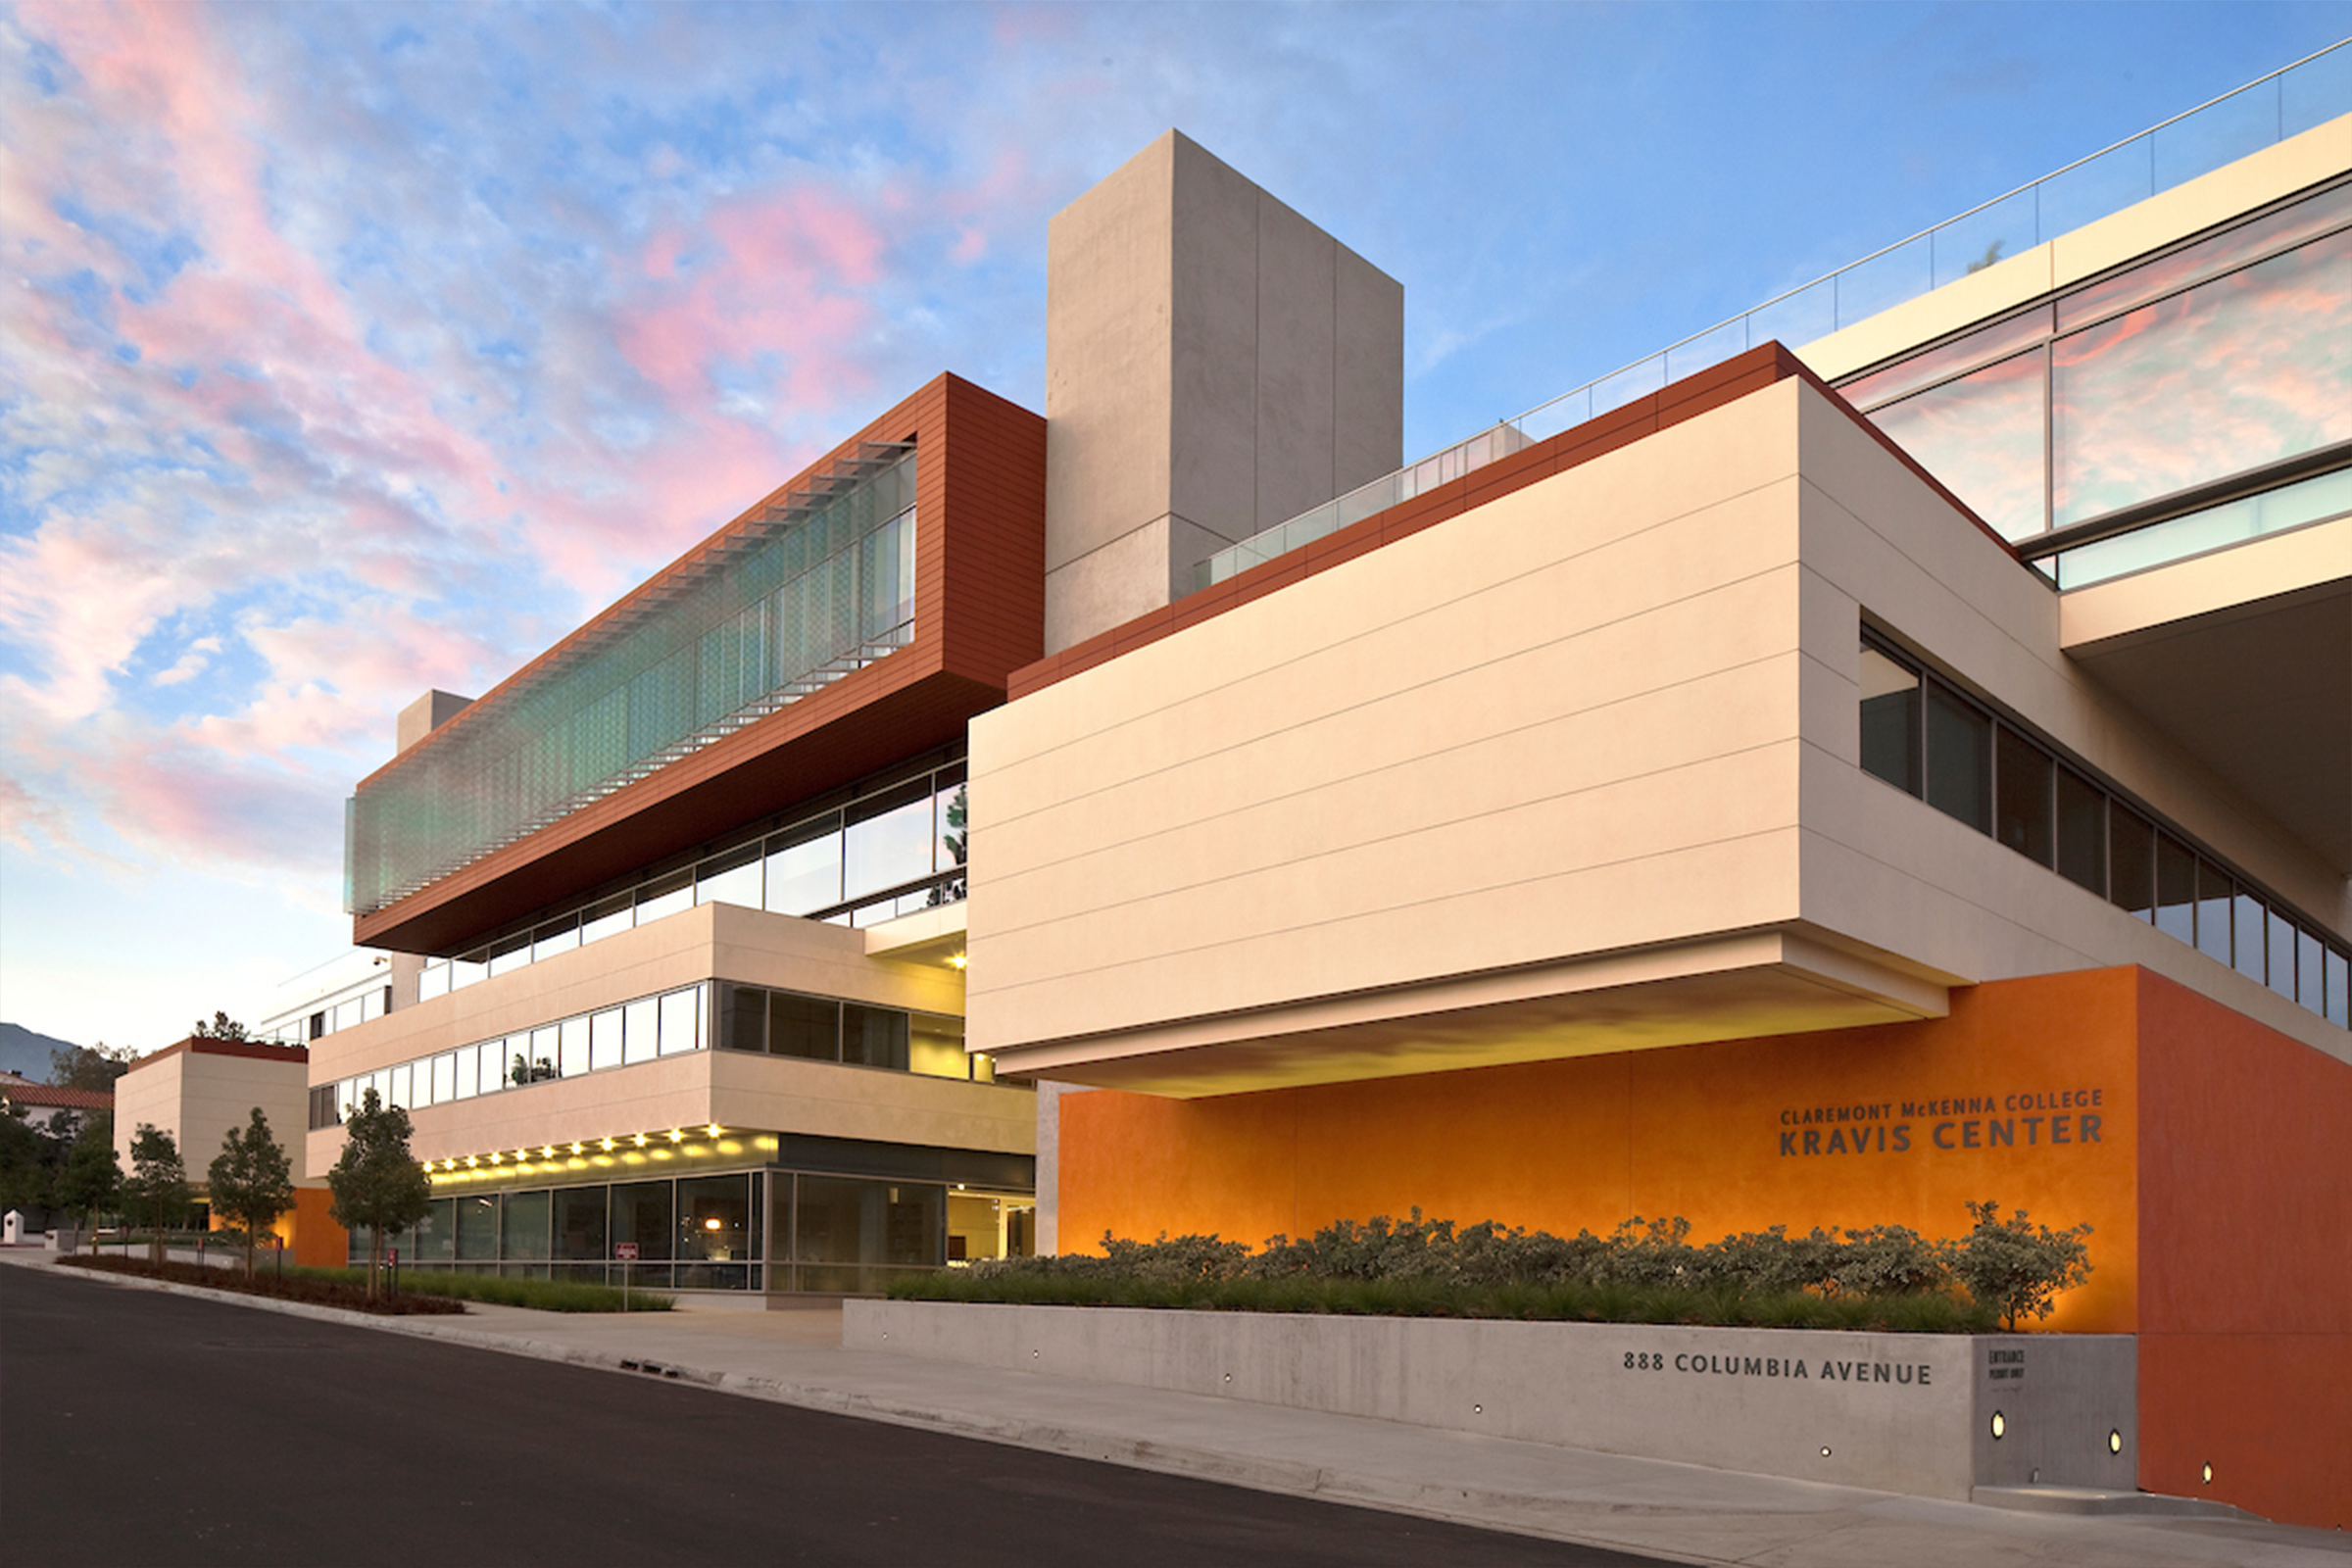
(7, 1248, 2342, 1567)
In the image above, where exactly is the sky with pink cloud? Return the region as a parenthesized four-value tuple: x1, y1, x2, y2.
(2, 1, 2345, 1053)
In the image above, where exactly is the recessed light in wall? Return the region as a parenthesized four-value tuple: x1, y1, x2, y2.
(633, 1133, 648, 1147)
(2203, 1462, 2215, 1485)
(1990, 1411, 2007, 1440)
(489, 1152, 503, 1164)
(1820, 1446, 1833, 1458)
(668, 1129, 685, 1143)
(707, 1124, 722, 1137)
(570, 1143, 583, 1155)
(2109, 1430, 2124, 1455)
(705, 1218, 721, 1231)
(542, 1146, 556, 1158)
(601, 1138, 615, 1152)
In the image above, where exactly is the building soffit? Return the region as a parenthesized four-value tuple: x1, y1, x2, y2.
(991, 927, 1952, 1099)
(2064, 542, 2352, 876)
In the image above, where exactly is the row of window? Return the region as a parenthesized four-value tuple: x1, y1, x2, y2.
(711, 983, 1006, 1083)
(1847, 179, 2352, 542)
(1859, 635, 2350, 1029)
(418, 760, 967, 1002)
(258, 982, 391, 1048)
(351, 1170, 1034, 1291)
(308, 982, 1007, 1131)
(309, 982, 708, 1129)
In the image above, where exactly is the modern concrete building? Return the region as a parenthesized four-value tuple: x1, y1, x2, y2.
(316, 61, 2345, 1527)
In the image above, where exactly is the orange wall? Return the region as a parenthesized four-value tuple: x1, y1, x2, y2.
(290, 1187, 349, 1269)
(1062, 968, 2143, 1331)
(2133, 969, 2351, 1528)
(208, 1185, 348, 1269)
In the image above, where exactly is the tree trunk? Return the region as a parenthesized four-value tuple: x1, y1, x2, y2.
(368, 1227, 382, 1300)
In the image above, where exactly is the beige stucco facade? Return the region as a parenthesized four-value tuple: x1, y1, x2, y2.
(302, 900, 1026, 1177)
(968, 373, 2348, 1096)
(115, 1043, 312, 1189)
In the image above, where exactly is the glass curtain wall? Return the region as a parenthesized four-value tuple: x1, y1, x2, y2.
(1845, 182, 2352, 545)
(375, 1169, 1035, 1292)
(347, 452, 918, 917)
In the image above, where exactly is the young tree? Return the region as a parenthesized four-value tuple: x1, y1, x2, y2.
(189, 1011, 251, 1042)
(55, 1112, 121, 1254)
(1950, 1200, 2094, 1332)
(209, 1107, 295, 1279)
(326, 1088, 432, 1299)
(123, 1124, 192, 1264)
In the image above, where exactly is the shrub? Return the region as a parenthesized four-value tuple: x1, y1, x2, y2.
(1947, 1200, 2092, 1331)
(909, 1202, 2094, 1333)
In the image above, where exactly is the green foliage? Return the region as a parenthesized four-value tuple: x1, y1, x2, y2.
(0, 1102, 54, 1213)
(286, 1266, 673, 1313)
(1948, 1200, 2093, 1331)
(48, 1041, 138, 1091)
(188, 1011, 250, 1042)
(898, 1203, 2094, 1334)
(208, 1106, 295, 1279)
(326, 1088, 433, 1299)
(123, 1124, 192, 1263)
(55, 1112, 121, 1251)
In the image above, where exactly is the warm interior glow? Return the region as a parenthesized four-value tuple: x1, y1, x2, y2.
(947, 952, 968, 969)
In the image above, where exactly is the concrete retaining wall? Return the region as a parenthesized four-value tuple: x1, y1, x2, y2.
(845, 1300, 2136, 1499)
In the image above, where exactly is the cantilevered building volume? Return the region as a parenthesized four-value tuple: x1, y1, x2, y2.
(312, 55, 2349, 1527)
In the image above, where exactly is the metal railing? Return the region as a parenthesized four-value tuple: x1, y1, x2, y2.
(1198, 38, 2351, 593)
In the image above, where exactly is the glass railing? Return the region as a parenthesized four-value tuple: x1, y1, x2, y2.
(1196, 424, 1529, 590)
(1196, 39, 2350, 594)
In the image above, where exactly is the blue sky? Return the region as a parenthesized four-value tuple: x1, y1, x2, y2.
(3, 0, 2346, 1053)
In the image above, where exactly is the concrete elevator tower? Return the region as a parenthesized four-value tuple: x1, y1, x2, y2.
(1042, 131, 1404, 653)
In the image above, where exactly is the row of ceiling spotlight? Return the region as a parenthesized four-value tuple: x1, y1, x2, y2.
(421, 1125, 729, 1173)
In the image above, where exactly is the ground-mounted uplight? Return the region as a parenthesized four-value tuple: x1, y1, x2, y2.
(2109, 1430, 2124, 1455)
(1990, 1411, 2007, 1440)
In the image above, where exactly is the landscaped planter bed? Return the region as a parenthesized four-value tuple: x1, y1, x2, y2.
(57, 1254, 466, 1315)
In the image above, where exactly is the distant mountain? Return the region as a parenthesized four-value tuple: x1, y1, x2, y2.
(0, 1022, 79, 1082)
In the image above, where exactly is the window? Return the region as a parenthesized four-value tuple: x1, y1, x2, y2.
(1923, 684, 1991, 833)
(1993, 728, 2054, 866)
(1858, 647, 1921, 794)
(1856, 629, 2348, 1028)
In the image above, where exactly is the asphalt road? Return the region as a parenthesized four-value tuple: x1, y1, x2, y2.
(3, 1265, 1676, 1568)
